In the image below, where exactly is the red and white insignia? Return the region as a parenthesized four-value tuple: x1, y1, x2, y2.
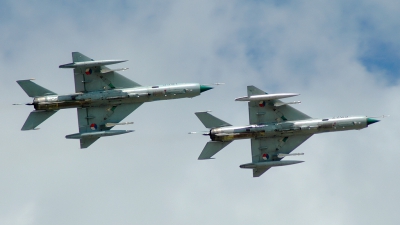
(85, 68, 92, 75)
(90, 123, 97, 130)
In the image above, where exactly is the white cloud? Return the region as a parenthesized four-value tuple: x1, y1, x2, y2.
(0, 0, 399, 224)
(0, 203, 36, 225)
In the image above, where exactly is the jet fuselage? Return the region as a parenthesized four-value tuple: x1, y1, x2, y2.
(194, 85, 381, 177)
(32, 83, 207, 111)
(209, 116, 378, 142)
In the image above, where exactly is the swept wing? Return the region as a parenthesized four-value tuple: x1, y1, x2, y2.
(247, 86, 310, 124)
(74, 103, 142, 148)
(61, 52, 141, 92)
(248, 135, 312, 177)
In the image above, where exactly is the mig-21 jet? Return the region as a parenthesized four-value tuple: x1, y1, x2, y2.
(16, 52, 214, 148)
(193, 86, 380, 177)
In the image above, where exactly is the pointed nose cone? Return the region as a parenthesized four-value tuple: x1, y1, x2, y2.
(367, 118, 380, 126)
(200, 85, 213, 93)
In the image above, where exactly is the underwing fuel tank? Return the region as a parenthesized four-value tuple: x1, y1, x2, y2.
(59, 59, 127, 68)
(239, 160, 304, 169)
(235, 93, 299, 101)
(65, 130, 134, 139)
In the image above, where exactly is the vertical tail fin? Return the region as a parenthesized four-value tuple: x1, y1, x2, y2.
(17, 80, 56, 97)
(198, 141, 232, 159)
(21, 110, 57, 130)
(195, 112, 231, 129)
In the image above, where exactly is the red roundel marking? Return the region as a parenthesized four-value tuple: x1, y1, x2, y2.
(262, 153, 269, 160)
(90, 123, 97, 130)
(85, 68, 92, 75)
(259, 101, 266, 107)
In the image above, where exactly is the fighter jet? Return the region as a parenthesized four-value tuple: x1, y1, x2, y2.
(17, 52, 214, 148)
(193, 85, 380, 177)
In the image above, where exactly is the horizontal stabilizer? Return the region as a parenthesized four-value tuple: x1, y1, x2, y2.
(195, 112, 231, 128)
(17, 80, 57, 97)
(198, 141, 232, 159)
(22, 110, 57, 130)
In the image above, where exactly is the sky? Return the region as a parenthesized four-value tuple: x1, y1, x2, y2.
(1, 0, 399, 224)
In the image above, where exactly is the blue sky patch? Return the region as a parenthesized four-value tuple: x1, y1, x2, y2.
(359, 39, 400, 83)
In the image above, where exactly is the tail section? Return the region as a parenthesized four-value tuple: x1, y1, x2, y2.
(17, 80, 56, 97)
(195, 112, 233, 159)
(198, 141, 232, 159)
(195, 112, 231, 129)
(21, 110, 57, 130)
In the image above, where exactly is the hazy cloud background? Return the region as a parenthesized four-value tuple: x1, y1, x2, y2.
(1, 0, 399, 224)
